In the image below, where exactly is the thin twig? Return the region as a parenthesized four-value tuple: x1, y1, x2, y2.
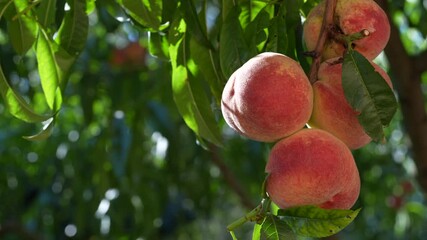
(308, 0, 338, 84)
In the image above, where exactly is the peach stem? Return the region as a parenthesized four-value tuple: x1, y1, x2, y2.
(227, 198, 271, 231)
(227, 203, 263, 232)
(336, 29, 371, 50)
(308, 0, 338, 84)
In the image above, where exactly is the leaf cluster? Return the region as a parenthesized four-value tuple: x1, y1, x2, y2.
(0, 0, 398, 145)
(0, 0, 406, 239)
(135, 0, 314, 148)
(0, 0, 88, 139)
(229, 198, 360, 240)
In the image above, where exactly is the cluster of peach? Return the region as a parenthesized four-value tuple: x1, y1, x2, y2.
(221, 0, 391, 210)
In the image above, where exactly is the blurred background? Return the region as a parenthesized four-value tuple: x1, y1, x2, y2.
(1, 0, 427, 239)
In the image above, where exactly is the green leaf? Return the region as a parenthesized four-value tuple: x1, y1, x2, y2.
(56, 0, 89, 55)
(0, 0, 15, 20)
(54, 46, 77, 89)
(283, 0, 302, 60)
(161, 0, 177, 24)
(261, 214, 297, 240)
(99, 0, 127, 23)
(148, 31, 170, 60)
(189, 37, 224, 105)
(23, 117, 56, 141)
(7, 0, 38, 54)
(169, 18, 223, 147)
(265, 2, 287, 54)
(86, 0, 96, 14)
(120, 0, 162, 31)
(36, 30, 76, 113)
(244, 7, 271, 52)
(220, 5, 256, 78)
(0, 64, 51, 123)
(342, 50, 397, 141)
(278, 206, 361, 238)
(37, 0, 56, 28)
(221, 0, 235, 22)
(180, 0, 213, 50)
(239, 0, 268, 29)
(252, 223, 262, 240)
(36, 29, 63, 111)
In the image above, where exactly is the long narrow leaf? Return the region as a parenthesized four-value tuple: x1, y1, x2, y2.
(148, 31, 170, 60)
(342, 50, 397, 141)
(180, 0, 213, 50)
(265, 3, 287, 54)
(243, 6, 270, 52)
(169, 18, 222, 147)
(23, 117, 56, 141)
(239, 0, 268, 29)
(54, 44, 78, 89)
(278, 206, 361, 238)
(189, 37, 224, 105)
(261, 214, 297, 240)
(56, 0, 88, 55)
(36, 28, 62, 111)
(37, 0, 56, 28)
(0, 64, 51, 123)
(8, 0, 38, 54)
(283, 0, 301, 59)
(219, 6, 256, 78)
(120, 0, 162, 30)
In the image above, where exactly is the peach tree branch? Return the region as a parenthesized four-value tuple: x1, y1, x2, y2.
(308, 0, 338, 84)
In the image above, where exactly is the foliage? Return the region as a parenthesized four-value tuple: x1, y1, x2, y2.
(342, 48, 397, 141)
(0, 0, 426, 239)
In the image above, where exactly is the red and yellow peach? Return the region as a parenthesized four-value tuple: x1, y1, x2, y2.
(221, 52, 313, 142)
(303, 0, 390, 60)
(266, 128, 360, 209)
(308, 58, 392, 149)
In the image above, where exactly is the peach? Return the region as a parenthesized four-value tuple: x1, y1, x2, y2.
(265, 128, 360, 210)
(303, 0, 390, 60)
(308, 58, 392, 149)
(221, 52, 313, 142)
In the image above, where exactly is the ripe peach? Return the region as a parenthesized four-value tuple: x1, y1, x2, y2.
(265, 128, 360, 210)
(221, 52, 313, 142)
(308, 58, 392, 149)
(303, 0, 390, 60)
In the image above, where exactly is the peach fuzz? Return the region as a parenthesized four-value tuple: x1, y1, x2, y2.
(303, 0, 390, 60)
(221, 52, 313, 142)
(265, 128, 360, 210)
(308, 58, 392, 149)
